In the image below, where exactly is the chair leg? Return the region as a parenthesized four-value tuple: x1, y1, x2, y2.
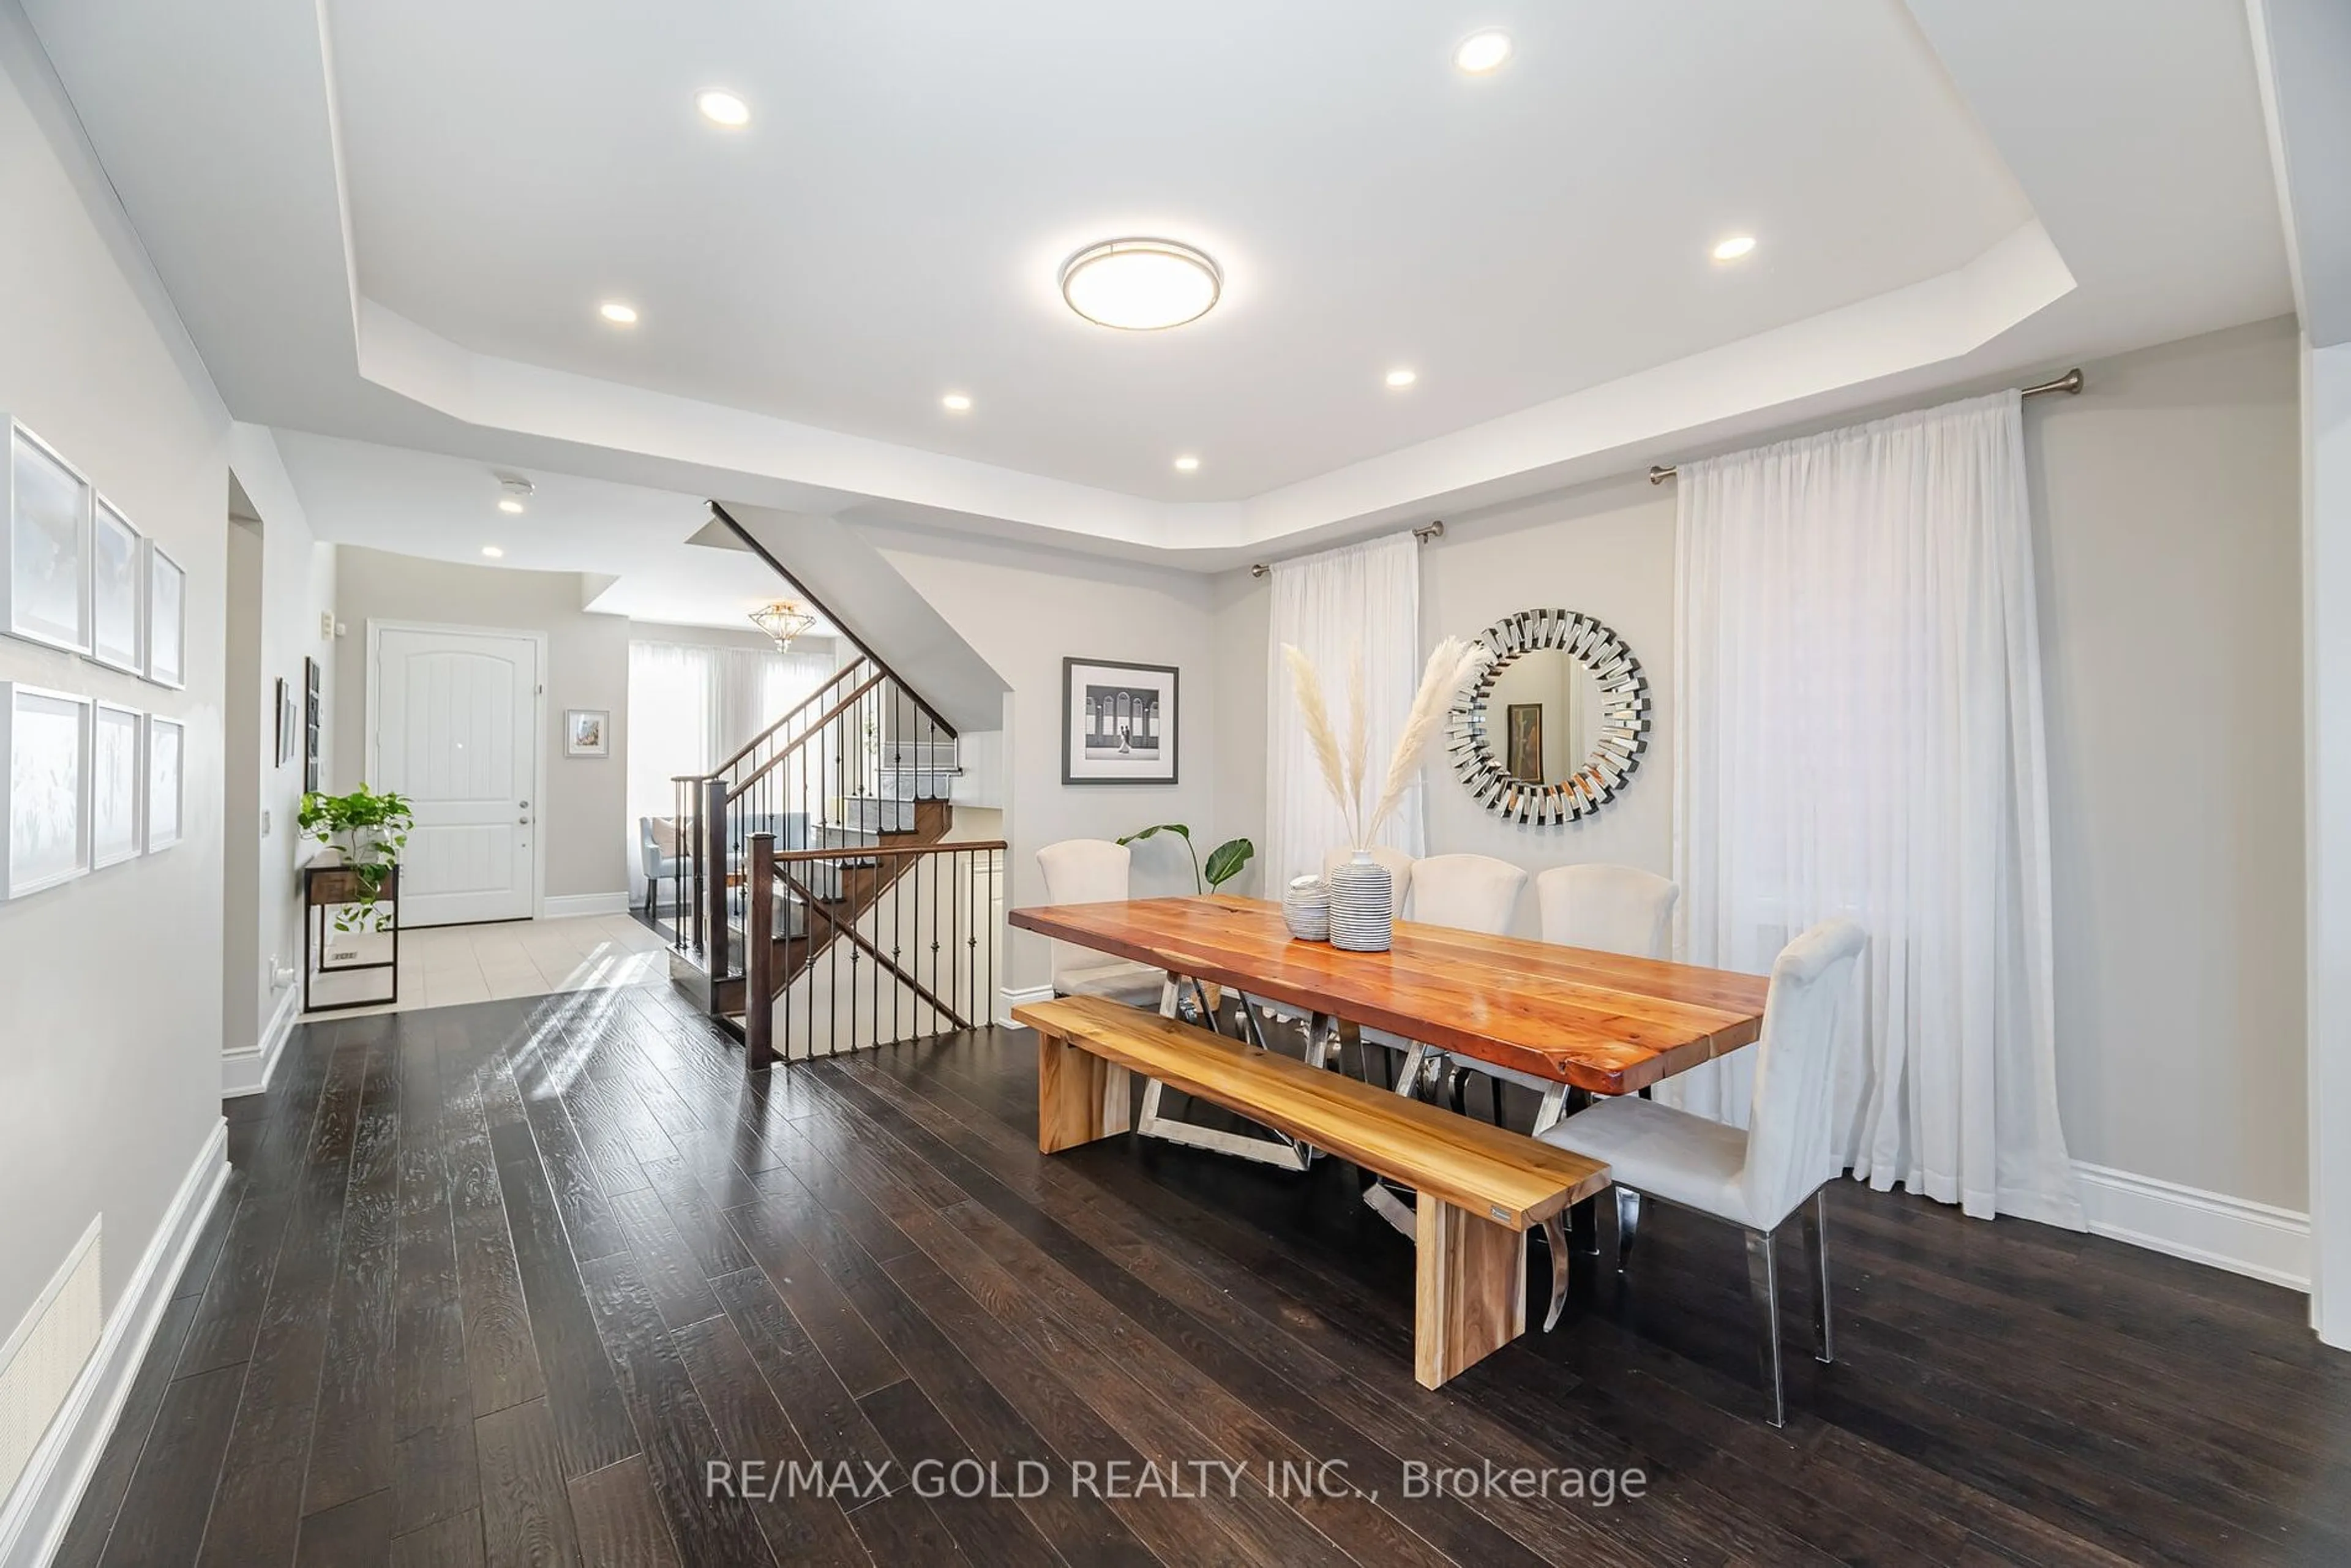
(1614, 1190, 1642, 1274)
(1802, 1190, 1834, 1364)
(1447, 1062, 1467, 1115)
(1745, 1227, 1786, 1428)
(1489, 1073, 1504, 1126)
(1540, 1214, 1571, 1331)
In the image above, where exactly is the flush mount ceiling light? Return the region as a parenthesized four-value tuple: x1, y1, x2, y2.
(1173, 455, 1201, 472)
(496, 477, 533, 514)
(599, 300, 639, 324)
(941, 392, 973, 411)
(1385, 368, 1418, 388)
(696, 89, 749, 127)
(1060, 239, 1221, 331)
(749, 600, 817, 651)
(481, 546, 504, 558)
(1711, 234, 1758, 262)
(1454, 30, 1514, 73)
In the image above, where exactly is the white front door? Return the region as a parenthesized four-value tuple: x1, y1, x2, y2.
(372, 625, 539, 926)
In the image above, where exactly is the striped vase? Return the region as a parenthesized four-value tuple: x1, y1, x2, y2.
(1326, 850, 1394, 953)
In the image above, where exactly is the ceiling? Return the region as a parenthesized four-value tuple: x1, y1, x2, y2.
(272, 431, 838, 637)
(22, 0, 2299, 570)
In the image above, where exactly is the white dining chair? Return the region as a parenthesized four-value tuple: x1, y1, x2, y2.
(1537, 918, 1867, 1426)
(1537, 863, 1679, 958)
(1034, 839, 1165, 1008)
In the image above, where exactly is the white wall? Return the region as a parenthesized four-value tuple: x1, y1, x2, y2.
(220, 426, 334, 1078)
(2306, 335, 2351, 1342)
(864, 524, 1223, 992)
(334, 546, 629, 901)
(0, 0, 230, 1376)
(1210, 319, 2308, 1225)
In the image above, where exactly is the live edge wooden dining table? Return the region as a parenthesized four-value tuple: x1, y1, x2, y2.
(1007, 894, 1773, 1234)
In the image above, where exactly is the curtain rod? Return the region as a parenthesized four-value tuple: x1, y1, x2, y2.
(1250, 519, 1444, 578)
(1645, 367, 2084, 484)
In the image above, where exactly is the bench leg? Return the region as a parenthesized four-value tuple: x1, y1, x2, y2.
(1414, 1191, 1528, 1389)
(1037, 1031, 1131, 1154)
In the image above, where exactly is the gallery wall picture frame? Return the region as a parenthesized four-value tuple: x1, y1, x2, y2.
(91, 700, 144, 870)
(274, 676, 298, 768)
(1061, 656, 1179, 786)
(146, 713, 184, 852)
(90, 497, 144, 674)
(303, 656, 322, 792)
(564, 707, 610, 758)
(1, 681, 94, 900)
(145, 542, 186, 689)
(3, 417, 94, 656)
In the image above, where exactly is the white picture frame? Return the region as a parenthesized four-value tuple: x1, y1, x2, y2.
(146, 541, 186, 689)
(91, 700, 144, 869)
(564, 707, 610, 757)
(4, 418, 93, 655)
(90, 496, 144, 674)
(2, 681, 92, 899)
(146, 713, 183, 852)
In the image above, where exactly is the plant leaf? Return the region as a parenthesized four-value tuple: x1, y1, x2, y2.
(1202, 838, 1254, 890)
(1117, 822, 1190, 846)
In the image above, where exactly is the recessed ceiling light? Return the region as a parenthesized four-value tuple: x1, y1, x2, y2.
(942, 392, 973, 411)
(1454, 31, 1514, 73)
(1711, 234, 1758, 262)
(696, 89, 750, 128)
(1385, 368, 1418, 388)
(1060, 239, 1221, 331)
(481, 546, 504, 558)
(599, 300, 639, 324)
(497, 498, 523, 515)
(1173, 455, 1201, 471)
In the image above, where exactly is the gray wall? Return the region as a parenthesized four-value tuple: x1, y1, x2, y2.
(1209, 318, 2307, 1212)
(334, 547, 630, 901)
(868, 525, 1223, 992)
(0, 14, 231, 1340)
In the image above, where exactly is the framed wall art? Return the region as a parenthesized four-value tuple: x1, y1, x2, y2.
(4, 418, 92, 655)
(90, 497, 144, 673)
(145, 542, 186, 688)
(92, 700, 144, 869)
(2, 681, 92, 899)
(303, 656, 322, 791)
(564, 707, 610, 758)
(1061, 656, 1177, 786)
(275, 676, 298, 768)
(146, 713, 184, 852)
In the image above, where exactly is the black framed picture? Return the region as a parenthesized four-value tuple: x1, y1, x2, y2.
(274, 676, 298, 767)
(1062, 657, 1177, 785)
(302, 656, 322, 792)
(1506, 701, 1543, 783)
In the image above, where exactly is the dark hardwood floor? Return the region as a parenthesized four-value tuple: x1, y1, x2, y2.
(58, 981, 2351, 1567)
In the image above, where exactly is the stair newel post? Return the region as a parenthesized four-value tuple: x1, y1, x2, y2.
(746, 831, 776, 1070)
(703, 777, 731, 985)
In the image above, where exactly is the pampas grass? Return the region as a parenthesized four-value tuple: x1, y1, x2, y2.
(1284, 636, 1490, 849)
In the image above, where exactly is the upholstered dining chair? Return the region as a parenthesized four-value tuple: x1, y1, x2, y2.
(1536, 862, 1679, 959)
(639, 816, 684, 913)
(1537, 918, 1867, 1426)
(1034, 839, 1168, 1008)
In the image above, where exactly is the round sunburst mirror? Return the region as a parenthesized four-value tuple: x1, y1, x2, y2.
(1450, 609, 1651, 824)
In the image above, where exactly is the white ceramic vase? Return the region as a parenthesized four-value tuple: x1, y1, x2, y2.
(1281, 874, 1330, 941)
(1326, 850, 1394, 953)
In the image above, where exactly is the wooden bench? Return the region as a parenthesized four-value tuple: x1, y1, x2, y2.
(1013, 994, 1611, 1388)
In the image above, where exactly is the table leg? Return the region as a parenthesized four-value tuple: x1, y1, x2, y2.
(1562, 1087, 1602, 1256)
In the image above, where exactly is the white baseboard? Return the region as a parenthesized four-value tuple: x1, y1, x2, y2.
(998, 983, 1054, 1025)
(0, 1117, 230, 1566)
(543, 891, 630, 920)
(222, 983, 301, 1098)
(2072, 1160, 2311, 1292)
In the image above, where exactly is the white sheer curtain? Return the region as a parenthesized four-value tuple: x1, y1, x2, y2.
(1265, 533, 1424, 890)
(1668, 391, 2084, 1228)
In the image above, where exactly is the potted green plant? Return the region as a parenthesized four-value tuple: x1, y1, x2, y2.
(1117, 823, 1254, 895)
(298, 784, 414, 932)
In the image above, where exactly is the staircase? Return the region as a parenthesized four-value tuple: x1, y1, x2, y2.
(661, 509, 1003, 1065)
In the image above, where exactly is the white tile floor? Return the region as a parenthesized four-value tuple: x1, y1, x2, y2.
(302, 912, 674, 1019)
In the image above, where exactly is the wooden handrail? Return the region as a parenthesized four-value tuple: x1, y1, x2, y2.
(707, 501, 961, 741)
(703, 657, 873, 779)
(764, 838, 1005, 865)
(724, 669, 888, 801)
